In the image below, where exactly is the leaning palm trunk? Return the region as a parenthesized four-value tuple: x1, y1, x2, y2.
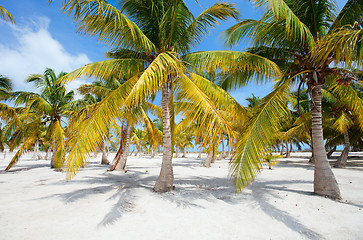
(219, 135, 225, 159)
(280, 140, 284, 156)
(45, 146, 51, 160)
(197, 145, 203, 158)
(285, 141, 290, 158)
(312, 85, 341, 199)
(101, 136, 109, 165)
(110, 123, 131, 171)
(203, 135, 213, 167)
(154, 83, 174, 192)
(334, 130, 350, 168)
(327, 146, 336, 159)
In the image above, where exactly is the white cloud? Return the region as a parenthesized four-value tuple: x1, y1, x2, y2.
(0, 17, 91, 93)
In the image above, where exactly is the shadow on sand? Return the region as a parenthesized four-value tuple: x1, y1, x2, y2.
(27, 153, 363, 238)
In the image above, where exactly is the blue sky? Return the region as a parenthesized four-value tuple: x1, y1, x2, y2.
(0, 0, 348, 105)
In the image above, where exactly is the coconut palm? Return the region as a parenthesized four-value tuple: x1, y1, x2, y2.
(6, 68, 74, 170)
(53, 0, 279, 192)
(224, 0, 363, 199)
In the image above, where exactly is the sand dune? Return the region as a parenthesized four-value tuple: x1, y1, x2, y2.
(1, 152, 362, 240)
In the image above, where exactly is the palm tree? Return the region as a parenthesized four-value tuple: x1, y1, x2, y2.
(76, 77, 129, 165)
(54, 0, 279, 192)
(224, 0, 363, 199)
(321, 79, 363, 167)
(0, 6, 15, 23)
(6, 68, 74, 170)
(0, 75, 13, 152)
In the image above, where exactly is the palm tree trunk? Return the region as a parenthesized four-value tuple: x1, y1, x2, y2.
(45, 146, 51, 160)
(227, 141, 232, 159)
(154, 83, 174, 192)
(101, 136, 109, 165)
(327, 146, 336, 159)
(211, 141, 217, 163)
(280, 140, 284, 156)
(334, 130, 350, 168)
(203, 135, 213, 167)
(151, 148, 155, 158)
(174, 147, 178, 158)
(182, 148, 186, 158)
(50, 143, 56, 168)
(311, 85, 341, 199)
(32, 140, 39, 159)
(110, 123, 131, 171)
(220, 135, 225, 159)
(309, 137, 315, 163)
(197, 145, 203, 158)
(285, 141, 290, 158)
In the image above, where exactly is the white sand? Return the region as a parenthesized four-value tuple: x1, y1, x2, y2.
(0, 152, 362, 240)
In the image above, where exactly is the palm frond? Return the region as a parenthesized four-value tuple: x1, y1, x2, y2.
(332, 111, 353, 133)
(329, 79, 363, 131)
(184, 51, 281, 90)
(253, 0, 315, 47)
(315, 27, 363, 68)
(230, 78, 291, 190)
(59, 59, 144, 84)
(176, 73, 234, 144)
(186, 2, 239, 48)
(331, 0, 363, 30)
(5, 135, 36, 171)
(52, 120, 66, 169)
(0, 6, 15, 23)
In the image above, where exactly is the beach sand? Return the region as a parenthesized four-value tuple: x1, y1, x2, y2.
(0, 152, 362, 240)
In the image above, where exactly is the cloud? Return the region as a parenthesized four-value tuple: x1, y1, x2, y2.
(0, 17, 91, 92)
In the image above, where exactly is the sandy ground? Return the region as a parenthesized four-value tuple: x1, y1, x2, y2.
(0, 152, 362, 240)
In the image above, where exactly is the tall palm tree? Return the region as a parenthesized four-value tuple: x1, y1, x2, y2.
(53, 0, 279, 192)
(224, 0, 363, 199)
(6, 68, 74, 170)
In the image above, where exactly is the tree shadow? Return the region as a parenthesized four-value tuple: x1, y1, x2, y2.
(0, 163, 50, 173)
(250, 180, 323, 240)
(98, 187, 135, 227)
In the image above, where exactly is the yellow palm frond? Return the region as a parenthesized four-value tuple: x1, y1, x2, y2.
(184, 51, 281, 89)
(176, 73, 233, 145)
(329, 79, 363, 131)
(332, 112, 353, 134)
(315, 27, 363, 68)
(52, 120, 66, 169)
(0, 6, 15, 23)
(230, 78, 291, 191)
(52, 0, 155, 53)
(252, 0, 314, 47)
(5, 135, 36, 171)
(59, 59, 144, 84)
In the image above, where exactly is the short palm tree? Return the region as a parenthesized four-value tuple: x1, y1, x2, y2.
(6, 68, 74, 170)
(224, 0, 363, 199)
